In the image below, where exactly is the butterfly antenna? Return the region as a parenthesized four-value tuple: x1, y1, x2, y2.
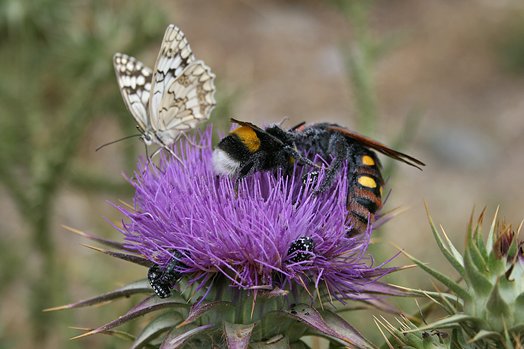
(95, 134, 141, 152)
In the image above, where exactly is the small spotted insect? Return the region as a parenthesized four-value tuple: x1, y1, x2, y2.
(287, 236, 315, 263)
(147, 253, 184, 298)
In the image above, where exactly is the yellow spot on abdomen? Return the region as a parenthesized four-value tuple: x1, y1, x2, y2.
(358, 176, 377, 189)
(361, 155, 375, 166)
(231, 126, 261, 153)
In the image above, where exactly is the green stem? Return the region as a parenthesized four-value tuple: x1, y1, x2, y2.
(341, 0, 377, 135)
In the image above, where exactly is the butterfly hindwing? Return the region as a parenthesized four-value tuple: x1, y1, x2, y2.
(152, 61, 216, 140)
(113, 53, 153, 132)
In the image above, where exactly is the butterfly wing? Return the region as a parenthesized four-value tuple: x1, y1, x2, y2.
(151, 61, 216, 140)
(328, 125, 426, 170)
(149, 25, 196, 125)
(113, 53, 153, 132)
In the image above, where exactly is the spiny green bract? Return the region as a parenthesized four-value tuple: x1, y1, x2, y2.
(406, 207, 524, 349)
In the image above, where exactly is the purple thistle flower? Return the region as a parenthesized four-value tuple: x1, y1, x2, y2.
(116, 127, 396, 302)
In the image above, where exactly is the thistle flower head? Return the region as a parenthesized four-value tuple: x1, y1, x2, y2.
(118, 127, 393, 300)
(54, 127, 405, 348)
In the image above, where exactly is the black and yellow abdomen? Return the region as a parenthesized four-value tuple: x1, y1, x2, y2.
(346, 150, 384, 235)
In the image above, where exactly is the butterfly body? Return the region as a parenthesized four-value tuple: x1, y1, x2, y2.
(113, 25, 216, 154)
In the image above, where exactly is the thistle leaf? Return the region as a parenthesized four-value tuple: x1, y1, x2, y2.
(250, 335, 290, 348)
(338, 293, 400, 314)
(63, 225, 133, 252)
(403, 251, 471, 302)
(486, 281, 511, 322)
(320, 309, 376, 349)
(83, 244, 152, 267)
(515, 294, 524, 325)
(177, 301, 231, 328)
(405, 314, 476, 332)
(44, 279, 152, 311)
(70, 327, 136, 342)
(463, 247, 492, 296)
(465, 234, 489, 275)
(440, 226, 465, 270)
(468, 329, 501, 343)
(131, 312, 184, 349)
(71, 295, 188, 339)
(425, 206, 464, 274)
(224, 322, 255, 349)
(160, 324, 214, 348)
(485, 206, 500, 255)
(352, 281, 415, 297)
(284, 304, 373, 349)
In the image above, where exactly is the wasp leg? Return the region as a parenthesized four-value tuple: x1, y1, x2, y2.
(316, 133, 355, 193)
(234, 152, 267, 192)
(283, 146, 318, 169)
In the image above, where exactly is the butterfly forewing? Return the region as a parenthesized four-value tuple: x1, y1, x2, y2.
(149, 25, 196, 120)
(113, 53, 153, 132)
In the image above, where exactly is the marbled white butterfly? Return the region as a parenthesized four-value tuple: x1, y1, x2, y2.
(113, 25, 216, 157)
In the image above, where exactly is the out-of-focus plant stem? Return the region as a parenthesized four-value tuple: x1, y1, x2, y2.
(339, 0, 377, 136)
(15, 72, 105, 339)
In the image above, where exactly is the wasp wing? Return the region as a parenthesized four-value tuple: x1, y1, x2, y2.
(149, 25, 196, 129)
(230, 118, 266, 133)
(151, 61, 216, 138)
(289, 121, 306, 132)
(328, 125, 425, 170)
(113, 53, 153, 132)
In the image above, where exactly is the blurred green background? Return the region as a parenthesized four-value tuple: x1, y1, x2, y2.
(1, 0, 524, 348)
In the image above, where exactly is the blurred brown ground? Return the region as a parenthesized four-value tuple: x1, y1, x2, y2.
(2, 0, 524, 348)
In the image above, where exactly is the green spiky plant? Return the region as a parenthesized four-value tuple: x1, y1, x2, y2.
(404, 207, 524, 348)
(375, 315, 457, 349)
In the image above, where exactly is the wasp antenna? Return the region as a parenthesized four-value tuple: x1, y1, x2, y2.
(95, 134, 141, 152)
(276, 116, 289, 127)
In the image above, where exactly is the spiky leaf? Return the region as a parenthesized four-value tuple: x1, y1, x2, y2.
(160, 324, 214, 348)
(45, 279, 152, 311)
(177, 301, 231, 328)
(84, 244, 152, 267)
(250, 335, 290, 348)
(72, 295, 188, 339)
(224, 322, 255, 349)
(131, 312, 184, 349)
(284, 304, 373, 348)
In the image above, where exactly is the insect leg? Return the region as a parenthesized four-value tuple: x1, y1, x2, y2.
(283, 146, 319, 169)
(316, 133, 353, 193)
(234, 152, 267, 192)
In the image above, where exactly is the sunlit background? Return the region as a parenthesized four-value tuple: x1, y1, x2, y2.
(1, 0, 524, 348)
